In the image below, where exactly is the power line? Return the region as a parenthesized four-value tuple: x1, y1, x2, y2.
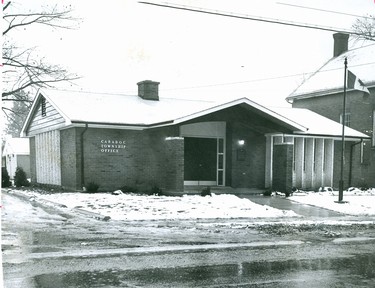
(138, 1, 367, 37)
(276, 2, 373, 20)
(161, 61, 375, 91)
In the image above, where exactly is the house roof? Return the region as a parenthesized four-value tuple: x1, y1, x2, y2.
(271, 107, 369, 139)
(287, 43, 375, 102)
(21, 88, 370, 140)
(2, 137, 30, 155)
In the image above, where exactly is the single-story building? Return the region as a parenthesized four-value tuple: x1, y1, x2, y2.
(2, 137, 30, 180)
(21, 80, 370, 193)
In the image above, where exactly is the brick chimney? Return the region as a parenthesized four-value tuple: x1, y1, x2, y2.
(333, 33, 349, 57)
(137, 80, 160, 101)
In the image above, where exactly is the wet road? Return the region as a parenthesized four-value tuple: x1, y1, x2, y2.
(2, 191, 375, 287)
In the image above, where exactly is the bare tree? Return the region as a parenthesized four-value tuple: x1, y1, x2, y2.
(2, 1, 80, 129)
(351, 15, 375, 42)
(4, 91, 32, 137)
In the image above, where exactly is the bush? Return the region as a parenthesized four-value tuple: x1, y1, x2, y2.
(14, 167, 29, 187)
(201, 186, 211, 197)
(263, 189, 272, 196)
(86, 182, 99, 193)
(120, 185, 138, 193)
(1, 167, 12, 187)
(150, 185, 163, 196)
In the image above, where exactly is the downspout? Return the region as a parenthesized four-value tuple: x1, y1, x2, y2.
(80, 124, 88, 190)
(349, 139, 363, 187)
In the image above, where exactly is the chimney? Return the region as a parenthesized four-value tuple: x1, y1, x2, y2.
(333, 33, 349, 57)
(137, 80, 160, 101)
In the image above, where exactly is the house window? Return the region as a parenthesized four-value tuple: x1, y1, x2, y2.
(41, 97, 46, 117)
(340, 112, 351, 127)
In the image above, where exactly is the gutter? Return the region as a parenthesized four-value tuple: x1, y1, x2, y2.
(80, 124, 89, 190)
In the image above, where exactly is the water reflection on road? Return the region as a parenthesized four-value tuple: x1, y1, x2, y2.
(30, 253, 375, 287)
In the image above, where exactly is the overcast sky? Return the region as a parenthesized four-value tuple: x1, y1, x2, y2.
(5, 0, 375, 107)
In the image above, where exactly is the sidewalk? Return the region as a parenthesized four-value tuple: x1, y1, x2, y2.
(239, 194, 344, 217)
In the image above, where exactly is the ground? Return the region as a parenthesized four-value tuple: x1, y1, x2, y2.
(1, 187, 375, 287)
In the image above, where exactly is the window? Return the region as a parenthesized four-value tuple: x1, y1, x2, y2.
(41, 97, 46, 117)
(340, 112, 351, 127)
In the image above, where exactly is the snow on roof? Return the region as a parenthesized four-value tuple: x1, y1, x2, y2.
(42, 89, 216, 126)
(270, 107, 370, 139)
(287, 43, 375, 101)
(2, 138, 30, 155)
(31, 88, 369, 140)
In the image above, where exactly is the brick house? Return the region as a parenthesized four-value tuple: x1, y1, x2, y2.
(21, 80, 369, 193)
(286, 33, 375, 188)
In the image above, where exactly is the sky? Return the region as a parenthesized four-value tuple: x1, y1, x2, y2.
(3, 0, 375, 110)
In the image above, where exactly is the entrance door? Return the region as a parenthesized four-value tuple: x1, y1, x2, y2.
(184, 137, 217, 185)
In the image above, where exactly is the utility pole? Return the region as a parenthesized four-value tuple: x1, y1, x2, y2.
(338, 57, 347, 202)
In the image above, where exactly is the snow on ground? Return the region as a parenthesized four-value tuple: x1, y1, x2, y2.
(4, 187, 375, 221)
(290, 188, 375, 216)
(11, 191, 298, 221)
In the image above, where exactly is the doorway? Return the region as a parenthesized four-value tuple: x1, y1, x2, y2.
(184, 137, 225, 186)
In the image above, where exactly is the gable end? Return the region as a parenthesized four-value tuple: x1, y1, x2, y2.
(26, 95, 66, 136)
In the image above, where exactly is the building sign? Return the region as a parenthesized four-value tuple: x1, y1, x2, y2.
(100, 139, 126, 153)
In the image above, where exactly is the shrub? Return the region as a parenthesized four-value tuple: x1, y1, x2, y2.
(263, 189, 272, 196)
(86, 182, 99, 193)
(1, 167, 12, 187)
(201, 186, 211, 197)
(14, 167, 29, 187)
(150, 185, 163, 196)
(120, 185, 138, 193)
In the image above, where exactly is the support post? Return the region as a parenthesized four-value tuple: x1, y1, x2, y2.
(338, 57, 347, 202)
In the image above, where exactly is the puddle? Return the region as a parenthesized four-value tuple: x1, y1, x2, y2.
(29, 253, 375, 287)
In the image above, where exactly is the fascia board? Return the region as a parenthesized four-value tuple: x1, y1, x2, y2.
(20, 91, 72, 137)
(171, 98, 308, 132)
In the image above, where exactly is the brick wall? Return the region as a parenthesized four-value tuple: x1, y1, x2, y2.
(230, 122, 266, 188)
(293, 89, 375, 188)
(272, 143, 293, 193)
(59, 126, 184, 192)
(293, 90, 374, 136)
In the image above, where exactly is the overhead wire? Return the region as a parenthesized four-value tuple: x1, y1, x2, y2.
(276, 2, 374, 20)
(161, 61, 375, 91)
(138, 1, 371, 38)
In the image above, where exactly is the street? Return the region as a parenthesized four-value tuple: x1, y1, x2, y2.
(2, 191, 375, 287)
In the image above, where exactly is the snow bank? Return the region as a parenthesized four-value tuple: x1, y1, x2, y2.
(32, 192, 298, 220)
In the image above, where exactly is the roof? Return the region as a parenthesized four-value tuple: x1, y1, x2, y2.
(287, 43, 375, 101)
(21, 88, 370, 140)
(2, 138, 30, 155)
(270, 107, 369, 139)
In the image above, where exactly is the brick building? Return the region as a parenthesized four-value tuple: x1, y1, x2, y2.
(286, 33, 375, 188)
(21, 80, 368, 193)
